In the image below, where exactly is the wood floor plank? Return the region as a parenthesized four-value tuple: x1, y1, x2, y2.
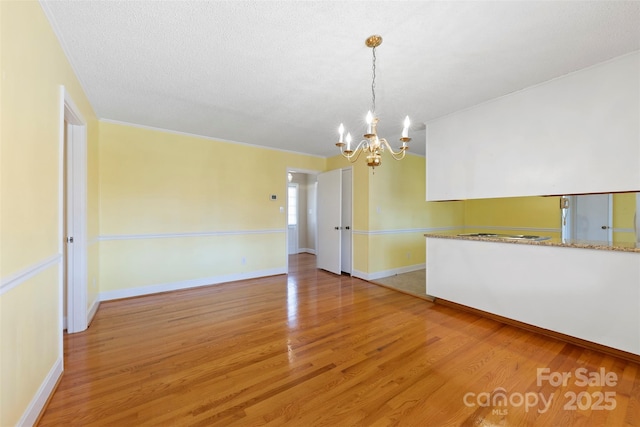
(38, 254, 640, 426)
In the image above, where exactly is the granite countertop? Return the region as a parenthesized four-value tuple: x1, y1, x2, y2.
(424, 231, 640, 253)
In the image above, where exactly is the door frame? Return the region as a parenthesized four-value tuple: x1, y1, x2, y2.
(58, 86, 88, 334)
(562, 194, 613, 241)
(285, 167, 320, 272)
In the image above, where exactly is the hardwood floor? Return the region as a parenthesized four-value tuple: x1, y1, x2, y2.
(40, 254, 639, 426)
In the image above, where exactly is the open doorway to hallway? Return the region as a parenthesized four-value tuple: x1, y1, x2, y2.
(287, 171, 318, 272)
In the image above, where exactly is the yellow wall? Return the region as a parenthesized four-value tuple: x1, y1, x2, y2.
(613, 192, 638, 243)
(87, 120, 100, 309)
(0, 2, 99, 425)
(464, 196, 562, 239)
(367, 154, 465, 275)
(463, 193, 639, 243)
(98, 122, 325, 294)
(424, 190, 640, 283)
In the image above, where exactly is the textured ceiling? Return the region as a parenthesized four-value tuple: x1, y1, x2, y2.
(41, 1, 640, 158)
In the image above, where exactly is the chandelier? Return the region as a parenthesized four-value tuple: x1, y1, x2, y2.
(336, 35, 411, 169)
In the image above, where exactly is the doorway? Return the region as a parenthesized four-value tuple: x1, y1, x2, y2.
(287, 183, 299, 255)
(286, 170, 318, 271)
(60, 87, 88, 334)
(562, 194, 612, 242)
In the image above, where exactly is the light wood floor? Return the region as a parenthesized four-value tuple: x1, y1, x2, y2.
(40, 254, 639, 426)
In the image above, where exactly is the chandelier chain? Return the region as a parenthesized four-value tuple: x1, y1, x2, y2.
(371, 46, 376, 115)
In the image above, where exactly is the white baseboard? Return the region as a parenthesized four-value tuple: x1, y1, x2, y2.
(18, 357, 63, 427)
(298, 248, 316, 255)
(353, 263, 426, 281)
(99, 267, 287, 301)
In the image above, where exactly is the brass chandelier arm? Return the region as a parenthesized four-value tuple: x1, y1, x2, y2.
(337, 136, 408, 165)
(336, 139, 369, 163)
(380, 138, 408, 160)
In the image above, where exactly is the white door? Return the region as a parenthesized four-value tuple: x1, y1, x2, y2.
(317, 169, 342, 274)
(341, 169, 352, 274)
(573, 194, 611, 241)
(64, 121, 73, 330)
(636, 193, 640, 243)
(62, 88, 88, 334)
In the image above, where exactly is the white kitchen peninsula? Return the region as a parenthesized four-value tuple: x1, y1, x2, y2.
(425, 233, 640, 356)
(422, 49, 640, 358)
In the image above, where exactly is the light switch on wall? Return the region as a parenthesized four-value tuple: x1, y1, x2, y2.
(280, 206, 284, 213)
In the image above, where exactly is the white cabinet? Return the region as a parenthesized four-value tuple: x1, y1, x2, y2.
(426, 52, 640, 201)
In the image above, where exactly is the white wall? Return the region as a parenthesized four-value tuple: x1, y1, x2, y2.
(426, 51, 640, 201)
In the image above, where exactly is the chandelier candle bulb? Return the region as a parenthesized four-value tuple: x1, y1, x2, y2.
(338, 123, 344, 143)
(402, 116, 410, 138)
(366, 111, 373, 135)
(346, 133, 352, 151)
